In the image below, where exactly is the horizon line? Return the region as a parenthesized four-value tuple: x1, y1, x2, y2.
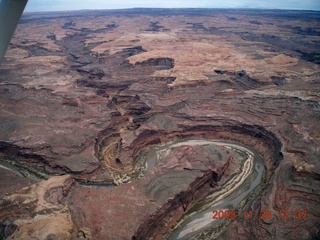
(24, 7, 320, 13)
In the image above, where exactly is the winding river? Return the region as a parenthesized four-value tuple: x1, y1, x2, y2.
(0, 139, 265, 239)
(144, 139, 265, 240)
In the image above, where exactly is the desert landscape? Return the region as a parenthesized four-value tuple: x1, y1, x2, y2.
(0, 8, 319, 239)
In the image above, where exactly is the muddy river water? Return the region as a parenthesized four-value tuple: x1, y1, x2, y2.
(144, 139, 265, 240)
(0, 160, 24, 177)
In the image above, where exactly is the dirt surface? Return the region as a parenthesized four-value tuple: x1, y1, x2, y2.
(0, 9, 319, 240)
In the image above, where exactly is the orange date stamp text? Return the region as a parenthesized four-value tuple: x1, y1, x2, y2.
(212, 209, 307, 220)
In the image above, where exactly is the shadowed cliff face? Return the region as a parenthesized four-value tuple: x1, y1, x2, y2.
(0, 9, 319, 240)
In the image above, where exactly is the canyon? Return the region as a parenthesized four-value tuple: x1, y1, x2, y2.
(0, 8, 319, 240)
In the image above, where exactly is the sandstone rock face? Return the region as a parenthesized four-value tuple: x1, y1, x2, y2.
(0, 9, 319, 240)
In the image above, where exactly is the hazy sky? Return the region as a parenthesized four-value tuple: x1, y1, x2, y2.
(25, 0, 320, 12)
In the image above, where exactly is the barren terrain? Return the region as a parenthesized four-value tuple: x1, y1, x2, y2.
(0, 9, 319, 240)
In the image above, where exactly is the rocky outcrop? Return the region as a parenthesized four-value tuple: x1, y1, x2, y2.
(133, 57, 174, 70)
(77, 67, 105, 79)
(0, 175, 77, 240)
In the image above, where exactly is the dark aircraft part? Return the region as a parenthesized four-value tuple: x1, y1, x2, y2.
(0, 0, 28, 63)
